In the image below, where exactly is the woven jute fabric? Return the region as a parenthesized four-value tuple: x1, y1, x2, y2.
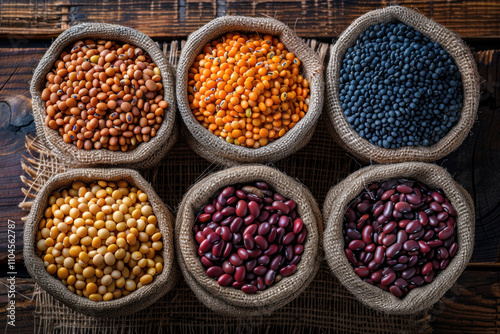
(23, 168, 178, 317)
(323, 162, 475, 314)
(326, 6, 480, 163)
(175, 164, 322, 316)
(30, 23, 178, 169)
(176, 16, 324, 166)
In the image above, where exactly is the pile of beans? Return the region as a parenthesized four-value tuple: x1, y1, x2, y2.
(343, 179, 458, 298)
(193, 182, 306, 293)
(35, 180, 164, 301)
(188, 33, 310, 148)
(339, 22, 463, 149)
(42, 39, 167, 151)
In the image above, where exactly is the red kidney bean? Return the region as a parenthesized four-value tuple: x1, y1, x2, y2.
(223, 261, 235, 274)
(362, 225, 373, 244)
(234, 266, 246, 282)
(296, 229, 307, 244)
(207, 266, 224, 278)
(243, 224, 258, 237)
(263, 244, 279, 256)
(405, 221, 422, 234)
(396, 185, 413, 194)
(386, 243, 402, 258)
(235, 200, 248, 217)
(258, 255, 270, 265)
(349, 240, 366, 251)
(383, 234, 397, 247)
(438, 226, 454, 240)
(381, 272, 396, 286)
(237, 248, 249, 261)
(383, 221, 397, 234)
(254, 235, 268, 250)
(217, 274, 234, 286)
(293, 218, 304, 234)
(243, 215, 254, 226)
(381, 189, 395, 201)
(222, 242, 233, 258)
(241, 284, 258, 294)
(272, 201, 289, 214)
(258, 211, 270, 222)
(265, 269, 276, 285)
(243, 234, 255, 250)
(406, 194, 421, 205)
(278, 216, 290, 229)
(201, 256, 213, 267)
(354, 266, 370, 277)
(279, 264, 296, 276)
(346, 249, 358, 265)
(212, 240, 225, 257)
(227, 196, 238, 206)
(403, 240, 419, 252)
(395, 201, 411, 213)
(365, 243, 376, 253)
(283, 232, 296, 245)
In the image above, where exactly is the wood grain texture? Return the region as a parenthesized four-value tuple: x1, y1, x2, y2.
(0, 277, 37, 333)
(0, 1, 499, 39)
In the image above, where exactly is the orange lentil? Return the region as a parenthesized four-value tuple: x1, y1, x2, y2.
(188, 33, 310, 147)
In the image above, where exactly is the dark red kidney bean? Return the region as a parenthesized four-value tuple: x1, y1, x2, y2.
(349, 240, 366, 251)
(234, 266, 246, 282)
(397, 230, 408, 244)
(428, 215, 438, 227)
(241, 284, 258, 294)
(270, 255, 282, 270)
(373, 204, 384, 218)
(235, 200, 248, 217)
(232, 281, 245, 289)
(408, 255, 418, 267)
(229, 253, 243, 266)
(264, 269, 276, 285)
(345, 249, 358, 265)
(402, 267, 416, 280)
(359, 214, 370, 225)
(199, 239, 212, 253)
(346, 228, 361, 240)
(441, 202, 456, 216)
(244, 215, 254, 226)
(381, 189, 395, 201)
(374, 246, 385, 264)
(221, 207, 235, 216)
(381, 272, 396, 286)
(398, 255, 408, 264)
(418, 241, 431, 253)
(394, 278, 408, 288)
(362, 225, 373, 244)
(253, 265, 267, 276)
(278, 216, 290, 229)
(440, 259, 450, 270)
(438, 226, 454, 240)
(201, 256, 213, 267)
(258, 211, 270, 222)
(437, 211, 448, 221)
(237, 248, 249, 260)
(254, 235, 268, 250)
(345, 208, 356, 222)
(429, 201, 443, 212)
(410, 275, 424, 286)
(294, 244, 304, 255)
(245, 259, 257, 272)
(202, 227, 215, 237)
(390, 285, 403, 298)
(427, 240, 443, 248)
(263, 244, 278, 256)
(383, 201, 394, 217)
(432, 259, 440, 270)
(204, 205, 216, 214)
(230, 217, 243, 233)
(357, 202, 371, 214)
(285, 200, 296, 211)
(395, 201, 411, 213)
(212, 211, 223, 223)
(383, 221, 397, 234)
(430, 191, 444, 203)
(207, 266, 224, 278)
(398, 219, 410, 229)
(223, 261, 235, 274)
(424, 270, 435, 283)
(421, 262, 433, 275)
(231, 232, 241, 244)
(243, 224, 258, 236)
(217, 274, 234, 286)
(267, 228, 277, 243)
(280, 264, 297, 276)
(297, 229, 307, 244)
(396, 185, 413, 194)
(195, 231, 206, 244)
(383, 234, 397, 246)
(207, 232, 221, 244)
(219, 226, 232, 241)
(290, 255, 301, 265)
(418, 211, 429, 226)
(272, 201, 290, 214)
(371, 270, 383, 282)
(212, 240, 225, 257)
(438, 247, 449, 259)
(216, 202, 224, 212)
(258, 255, 270, 265)
(449, 243, 458, 257)
(405, 221, 422, 234)
(392, 264, 407, 272)
(354, 266, 370, 277)
(268, 213, 279, 225)
(365, 243, 376, 253)
(377, 214, 389, 224)
(403, 240, 419, 252)
(283, 232, 296, 245)
(423, 230, 434, 241)
(198, 213, 212, 223)
(217, 193, 227, 206)
(386, 259, 398, 266)
(243, 234, 255, 250)
(235, 190, 247, 199)
(248, 201, 260, 218)
(406, 194, 420, 205)
(223, 242, 233, 258)
(293, 219, 304, 234)
(247, 194, 262, 203)
(273, 193, 285, 201)
(409, 229, 425, 240)
(446, 217, 456, 228)
(276, 227, 286, 243)
(368, 260, 379, 271)
(386, 243, 402, 258)
(221, 216, 233, 226)
(227, 196, 238, 206)
(221, 186, 235, 198)
(256, 277, 266, 291)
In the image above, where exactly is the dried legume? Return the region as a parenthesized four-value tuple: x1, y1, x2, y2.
(193, 181, 306, 293)
(188, 33, 310, 148)
(343, 179, 458, 298)
(339, 22, 463, 148)
(36, 180, 164, 301)
(42, 39, 168, 152)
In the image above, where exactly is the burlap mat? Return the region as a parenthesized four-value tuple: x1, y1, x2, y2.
(20, 38, 431, 333)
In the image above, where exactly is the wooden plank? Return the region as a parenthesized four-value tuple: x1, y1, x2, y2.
(0, 1, 499, 39)
(0, 277, 37, 334)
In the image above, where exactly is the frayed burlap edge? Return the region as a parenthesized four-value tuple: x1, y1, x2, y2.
(30, 23, 178, 168)
(23, 168, 178, 317)
(177, 16, 324, 166)
(322, 162, 475, 314)
(175, 164, 322, 316)
(326, 6, 480, 163)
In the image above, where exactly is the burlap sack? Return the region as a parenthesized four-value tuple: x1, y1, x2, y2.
(323, 162, 475, 314)
(175, 164, 322, 316)
(326, 6, 480, 163)
(176, 16, 324, 166)
(23, 168, 178, 317)
(30, 23, 178, 169)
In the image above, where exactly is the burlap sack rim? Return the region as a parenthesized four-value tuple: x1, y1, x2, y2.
(176, 15, 324, 166)
(322, 162, 475, 314)
(175, 164, 322, 314)
(23, 168, 177, 317)
(30, 23, 177, 166)
(326, 6, 480, 163)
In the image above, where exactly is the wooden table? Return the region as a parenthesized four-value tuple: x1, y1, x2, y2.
(1, 1, 499, 332)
